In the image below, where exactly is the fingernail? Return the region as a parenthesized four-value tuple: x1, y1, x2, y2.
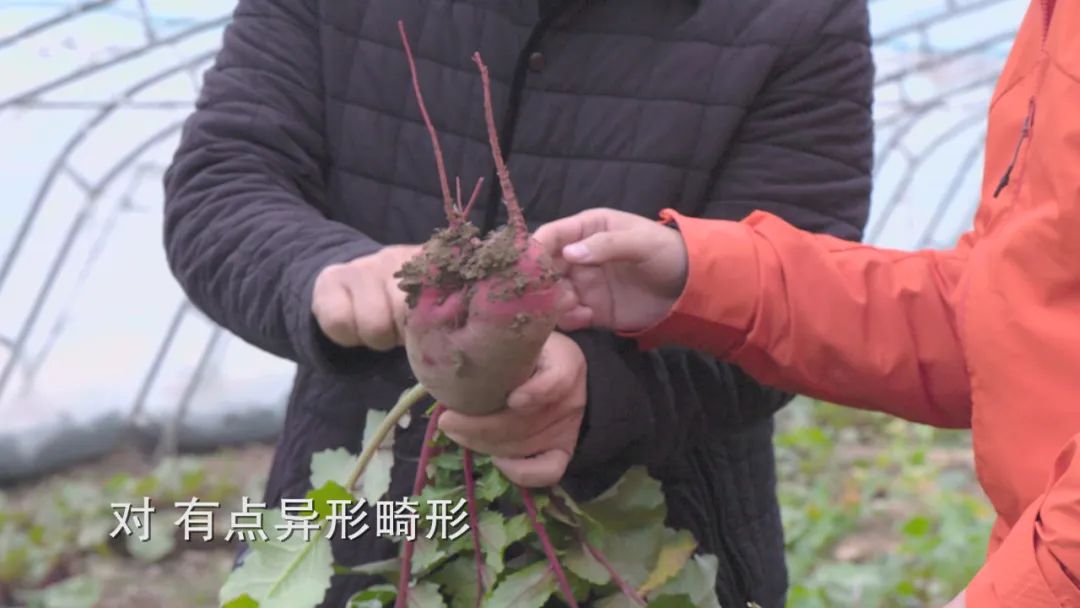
(563, 243, 590, 262)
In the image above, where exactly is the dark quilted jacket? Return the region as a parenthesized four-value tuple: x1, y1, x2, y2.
(162, 1, 873, 606)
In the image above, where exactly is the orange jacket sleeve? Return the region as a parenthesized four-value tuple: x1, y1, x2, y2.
(629, 208, 973, 428)
(966, 435, 1080, 607)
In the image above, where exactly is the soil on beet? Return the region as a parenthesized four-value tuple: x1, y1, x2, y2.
(395, 222, 554, 312)
(397, 222, 540, 308)
(395, 222, 482, 308)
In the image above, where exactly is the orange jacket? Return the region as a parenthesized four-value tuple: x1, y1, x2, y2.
(631, 0, 1080, 605)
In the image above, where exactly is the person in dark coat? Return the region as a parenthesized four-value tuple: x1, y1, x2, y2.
(162, 1, 873, 606)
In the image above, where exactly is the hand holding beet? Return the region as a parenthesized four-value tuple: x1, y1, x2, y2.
(533, 208, 690, 333)
(311, 244, 421, 351)
(439, 331, 587, 488)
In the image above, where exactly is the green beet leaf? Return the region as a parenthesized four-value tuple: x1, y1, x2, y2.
(644, 594, 697, 607)
(566, 570, 594, 603)
(361, 409, 396, 502)
(223, 595, 260, 608)
(484, 560, 557, 608)
(596, 590, 694, 608)
(412, 535, 451, 576)
(476, 465, 511, 503)
(406, 581, 446, 608)
(563, 540, 609, 586)
(218, 510, 334, 608)
(431, 555, 489, 608)
(638, 529, 697, 596)
(584, 523, 665, 588)
(307, 480, 356, 521)
(651, 554, 721, 608)
(309, 448, 354, 494)
(504, 513, 531, 545)
(310, 409, 395, 505)
(478, 511, 510, 575)
(580, 467, 666, 531)
(595, 592, 643, 608)
(347, 584, 396, 607)
(342, 557, 400, 578)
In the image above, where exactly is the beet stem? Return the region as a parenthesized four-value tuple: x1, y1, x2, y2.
(519, 486, 580, 608)
(395, 403, 446, 608)
(463, 176, 484, 217)
(396, 533, 418, 608)
(462, 448, 486, 605)
(398, 21, 458, 226)
(346, 383, 428, 492)
(456, 176, 464, 214)
(584, 537, 647, 606)
(412, 405, 444, 497)
(545, 488, 645, 604)
(472, 52, 528, 240)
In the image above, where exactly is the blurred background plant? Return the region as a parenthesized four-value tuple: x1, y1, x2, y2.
(0, 448, 266, 607)
(776, 399, 992, 607)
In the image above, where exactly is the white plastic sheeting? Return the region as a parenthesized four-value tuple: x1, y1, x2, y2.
(0, 0, 1028, 481)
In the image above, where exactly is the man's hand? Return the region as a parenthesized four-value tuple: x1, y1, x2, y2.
(438, 332, 587, 488)
(311, 245, 421, 351)
(532, 208, 689, 333)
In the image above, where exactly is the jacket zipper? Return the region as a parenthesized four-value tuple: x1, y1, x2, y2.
(993, 0, 1055, 198)
(992, 99, 1035, 198)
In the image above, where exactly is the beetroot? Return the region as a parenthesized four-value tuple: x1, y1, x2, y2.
(387, 26, 577, 608)
(393, 23, 561, 416)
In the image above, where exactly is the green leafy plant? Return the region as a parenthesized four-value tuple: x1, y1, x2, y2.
(776, 399, 992, 607)
(219, 388, 726, 608)
(0, 456, 243, 607)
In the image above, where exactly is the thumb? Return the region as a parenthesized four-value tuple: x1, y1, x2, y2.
(387, 277, 410, 341)
(313, 282, 362, 347)
(563, 229, 653, 265)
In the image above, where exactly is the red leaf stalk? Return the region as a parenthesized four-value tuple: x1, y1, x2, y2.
(395, 404, 447, 608)
(462, 448, 485, 605)
(584, 538, 646, 606)
(463, 177, 484, 217)
(519, 486, 579, 608)
(398, 22, 458, 226)
(472, 52, 528, 241)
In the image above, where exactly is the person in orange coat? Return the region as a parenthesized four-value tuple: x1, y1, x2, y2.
(515, 1, 1080, 606)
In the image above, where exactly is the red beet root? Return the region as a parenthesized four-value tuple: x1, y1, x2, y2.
(394, 23, 560, 416)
